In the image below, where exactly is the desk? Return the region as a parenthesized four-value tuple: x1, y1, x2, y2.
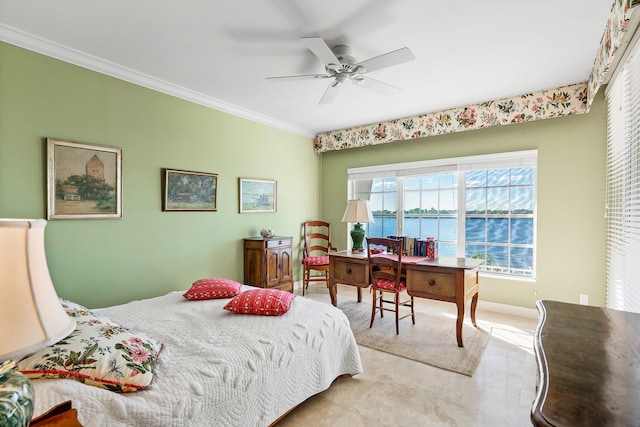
(531, 300, 640, 426)
(328, 251, 482, 347)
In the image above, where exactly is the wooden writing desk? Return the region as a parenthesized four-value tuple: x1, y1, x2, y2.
(328, 251, 483, 347)
(531, 300, 640, 426)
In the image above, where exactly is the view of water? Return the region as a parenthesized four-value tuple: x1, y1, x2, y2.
(366, 216, 534, 271)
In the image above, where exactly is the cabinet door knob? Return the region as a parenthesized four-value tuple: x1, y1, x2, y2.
(428, 279, 436, 286)
(346, 269, 352, 274)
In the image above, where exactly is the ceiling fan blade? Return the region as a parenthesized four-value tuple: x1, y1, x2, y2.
(354, 47, 415, 74)
(355, 76, 400, 97)
(319, 82, 341, 104)
(266, 74, 330, 81)
(300, 37, 341, 70)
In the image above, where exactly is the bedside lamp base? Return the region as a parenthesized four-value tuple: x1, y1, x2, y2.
(0, 360, 34, 427)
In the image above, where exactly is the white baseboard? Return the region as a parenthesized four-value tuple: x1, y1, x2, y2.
(477, 300, 538, 319)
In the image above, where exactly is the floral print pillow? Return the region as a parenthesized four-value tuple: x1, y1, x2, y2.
(18, 299, 162, 393)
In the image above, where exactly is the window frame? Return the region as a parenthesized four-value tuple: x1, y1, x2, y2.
(346, 150, 538, 279)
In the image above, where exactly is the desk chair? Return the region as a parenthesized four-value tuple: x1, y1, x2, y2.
(367, 237, 415, 335)
(302, 221, 334, 296)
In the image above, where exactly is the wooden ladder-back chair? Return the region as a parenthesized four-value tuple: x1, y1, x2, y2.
(302, 221, 334, 296)
(367, 237, 415, 335)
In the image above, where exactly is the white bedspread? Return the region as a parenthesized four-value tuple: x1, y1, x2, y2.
(31, 289, 363, 426)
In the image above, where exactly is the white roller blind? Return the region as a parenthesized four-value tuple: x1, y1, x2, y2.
(605, 33, 640, 313)
(346, 150, 537, 180)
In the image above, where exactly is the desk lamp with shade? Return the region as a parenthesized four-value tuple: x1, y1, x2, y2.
(341, 199, 374, 252)
(0, 219, 76, 427)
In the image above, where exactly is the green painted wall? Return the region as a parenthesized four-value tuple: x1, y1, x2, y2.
(0, 42, 319, 308)
(321, 93, 608, 309)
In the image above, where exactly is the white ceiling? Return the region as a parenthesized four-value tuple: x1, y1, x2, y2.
(0, 0, 613, 139)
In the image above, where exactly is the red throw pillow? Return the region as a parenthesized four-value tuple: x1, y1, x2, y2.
(183, 278, 242, 300)
(223, 289, 295, 316)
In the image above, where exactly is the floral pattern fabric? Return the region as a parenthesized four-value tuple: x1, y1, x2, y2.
(314, 83, 588, 153)
(17, 299, 162, 393)
(588, 0, 639, 107)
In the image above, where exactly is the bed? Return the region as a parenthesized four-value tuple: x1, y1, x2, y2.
(24, 286, 363, 426)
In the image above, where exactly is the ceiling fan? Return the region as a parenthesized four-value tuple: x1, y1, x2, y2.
(266, 37, 415, 104)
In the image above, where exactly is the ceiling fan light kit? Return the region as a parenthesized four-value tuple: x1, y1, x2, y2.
(266, 37, 415, 104)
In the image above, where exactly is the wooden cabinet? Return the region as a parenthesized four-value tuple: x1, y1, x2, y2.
(243, 237, 293, 292)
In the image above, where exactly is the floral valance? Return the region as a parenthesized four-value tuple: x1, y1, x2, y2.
(314, 83, 588, 153)
(587, 0, 639, 107)
(314, 0, 639, 154)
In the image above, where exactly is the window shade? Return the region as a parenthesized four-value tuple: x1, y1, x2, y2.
(605, 33, 640, 313)
(346, 150, 537, 181)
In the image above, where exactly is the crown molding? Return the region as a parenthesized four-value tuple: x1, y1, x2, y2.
(0, 24, 316, 140)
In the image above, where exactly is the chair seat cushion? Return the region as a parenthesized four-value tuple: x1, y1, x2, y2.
(373, 278, 406, 291)
(303, 256, 330, 266)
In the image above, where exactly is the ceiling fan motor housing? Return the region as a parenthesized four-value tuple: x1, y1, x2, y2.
(327, 45, 364, 77)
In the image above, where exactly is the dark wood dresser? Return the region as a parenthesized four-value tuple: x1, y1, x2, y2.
(243, 237, 293, 292)
(531, 300, 640, 426)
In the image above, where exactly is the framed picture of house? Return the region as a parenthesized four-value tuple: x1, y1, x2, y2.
(46, 138, 122, 220)
(239, 178, 277, 213)
(162, 168, 218, 211)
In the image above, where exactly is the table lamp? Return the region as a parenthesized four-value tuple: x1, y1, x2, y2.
(0, 219, 76, 427)
(341, 199, 374, 252)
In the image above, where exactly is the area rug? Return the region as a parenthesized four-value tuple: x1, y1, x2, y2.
(340, 301, 491, 376)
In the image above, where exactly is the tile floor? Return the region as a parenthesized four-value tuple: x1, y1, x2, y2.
(276, 283, 538, 427)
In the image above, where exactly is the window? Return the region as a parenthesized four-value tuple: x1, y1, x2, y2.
(355, 178, 397, 238)
(403, 173, 458, 256)
(605, 32, 640, 313)
(347, 151, 537, 278)
(464, 167, 535, 277)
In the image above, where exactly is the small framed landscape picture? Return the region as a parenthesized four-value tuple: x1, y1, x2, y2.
(239, 178, 277, 213)
(162, 168, 218, 211)
(46, 138, 122, 220)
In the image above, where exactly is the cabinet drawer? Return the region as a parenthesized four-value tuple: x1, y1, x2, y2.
(406, 270, 456, 298)
(332, 259, 368, 287)
(266, 238, 292, 248)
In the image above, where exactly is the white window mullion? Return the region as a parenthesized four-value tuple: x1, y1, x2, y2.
(396, 177, 405, 236)
(457, 171, 467, 257)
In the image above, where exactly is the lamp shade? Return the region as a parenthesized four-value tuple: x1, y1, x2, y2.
(341, 199, 374, 224)
(0, 219, 76, 361)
